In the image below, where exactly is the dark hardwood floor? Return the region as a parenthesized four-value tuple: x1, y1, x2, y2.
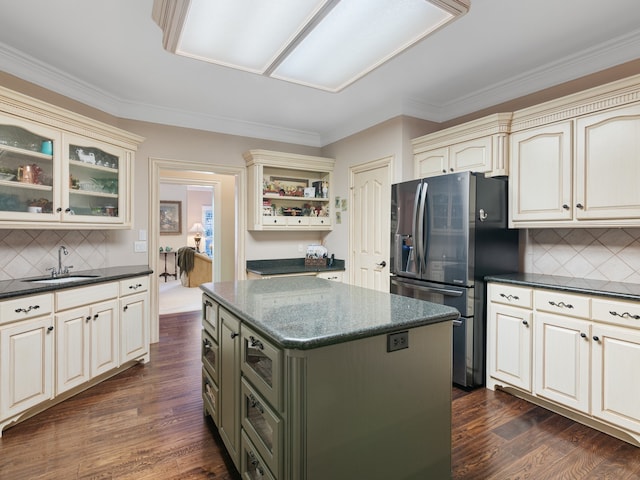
(1, 310, 639, 479)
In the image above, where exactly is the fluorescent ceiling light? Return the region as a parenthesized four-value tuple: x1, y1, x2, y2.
(153, 0, 470, 92)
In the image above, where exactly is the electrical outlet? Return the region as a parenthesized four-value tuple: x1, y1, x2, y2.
(134, 241, 147, 253)
(387, 331, 409, 352)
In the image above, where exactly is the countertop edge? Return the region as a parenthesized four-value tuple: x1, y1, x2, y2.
(486, 273, 640, 301)
(200, 281, 459, 350)
(0, 266, 153, 300)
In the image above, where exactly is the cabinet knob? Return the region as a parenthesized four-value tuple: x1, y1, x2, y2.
(522, 320, 529, 327)
(593, 335, 600, 342)
(442, 169, 446, 173)
(123, 305, 128, 311)
(230, 332, 239, 339)
(449, 168, 454, 172)
(86, 315, 92, 322)
(580, 332, 587, 338)
(562, 204, 569, 210)
(94, 314, 99, 319)
(65, 207, 72, 213)
(576, 203, 584, 209)
(56, 207, 63, 213)
(47, 326, 54, 333)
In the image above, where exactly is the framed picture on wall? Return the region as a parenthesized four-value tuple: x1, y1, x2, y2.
(160, 200, 182, 235)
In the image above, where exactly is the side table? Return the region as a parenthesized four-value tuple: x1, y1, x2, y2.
(159, 251, 177, 282)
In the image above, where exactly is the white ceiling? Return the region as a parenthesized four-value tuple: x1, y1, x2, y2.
(0, 0, 639, 147)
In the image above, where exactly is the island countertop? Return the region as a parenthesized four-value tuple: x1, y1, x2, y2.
(200, 276, 460, 350)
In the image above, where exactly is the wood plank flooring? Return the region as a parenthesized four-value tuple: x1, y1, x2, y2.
(1, 310, 639, 479)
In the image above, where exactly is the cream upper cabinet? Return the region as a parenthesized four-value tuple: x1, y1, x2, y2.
(244, 149, 335, 231)
(575, 103, 640, 221)
(0, 85, 143, 229)
(413, 113, 512, 179)
(510, 121, 573, 223)
(509, 74, 640, 228)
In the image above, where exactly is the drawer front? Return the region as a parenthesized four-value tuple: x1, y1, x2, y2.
(534, 290, 590, 318)
(202, 328, 219, 383)
(202, 367, 219, 426)
(241, 326, 282, 411)
(286, 216, 310, 227)
(1, 293, 54, 324)
(119, 276, 149, 296)
(488, 283, 532, 308)
(241, 378, 282, 479)
(317, 271, 344, 282)
(56, 282, 119, 311)
(202, 296, 218, 339)
(309, 216, 331, 227)
(592, 298, 640, 329)
(262, 216, 287, 226)
(241, 431, 276, 480)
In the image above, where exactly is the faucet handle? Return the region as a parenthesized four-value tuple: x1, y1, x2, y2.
(63, 265, 74, 275)
(46, 267, 57, 278)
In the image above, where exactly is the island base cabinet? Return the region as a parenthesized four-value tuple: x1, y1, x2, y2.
(292, 321, 452, 480)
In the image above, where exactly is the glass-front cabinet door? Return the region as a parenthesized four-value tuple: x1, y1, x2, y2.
(62, 133, 128, 225)
(0, 115, 60, 222)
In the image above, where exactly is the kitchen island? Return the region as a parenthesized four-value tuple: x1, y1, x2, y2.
(200, 277, 460, 480)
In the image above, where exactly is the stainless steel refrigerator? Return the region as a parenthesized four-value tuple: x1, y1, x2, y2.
(390, 171, 519, 387)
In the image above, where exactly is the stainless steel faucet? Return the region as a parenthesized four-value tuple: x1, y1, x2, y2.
(47, 246, 73, 277)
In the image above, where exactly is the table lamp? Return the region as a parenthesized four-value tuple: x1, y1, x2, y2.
(189, 222, 204, 252)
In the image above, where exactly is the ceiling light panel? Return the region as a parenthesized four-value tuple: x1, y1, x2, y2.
(155, 0, 469, 92)
(272, 0, 454, 91)
(177, 0, 330, 73)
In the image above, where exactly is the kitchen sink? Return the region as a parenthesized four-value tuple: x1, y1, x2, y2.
(25, 275, 100, 284)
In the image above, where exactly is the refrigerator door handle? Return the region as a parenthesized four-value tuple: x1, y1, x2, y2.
(417, 182, 428, 271)
(391, 278, 463, 297)
(411, 182, 421, 271)
(452, 319, 463, 327)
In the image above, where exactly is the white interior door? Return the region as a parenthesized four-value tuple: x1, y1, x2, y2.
(350, 157, 392, 291)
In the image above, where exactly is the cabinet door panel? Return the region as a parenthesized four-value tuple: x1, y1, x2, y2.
(1, 316, 54, 419)
(534, 314, 590, 413)
(487, 303, 532, 391)
(91, 300, 119, 377)
(576, 104, 640, 220)
(218, 307, 241, 467)
(449, 136, 492, 173)
(510, 122, 573, 222)
(415, 147, 448, 177)
(120, 293, 148, 363)
(592, 324, 640, 433)
(56, 308, 91, 394)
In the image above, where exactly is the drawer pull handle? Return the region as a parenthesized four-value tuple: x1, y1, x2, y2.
(609, 310, 640, 320)
(205, 300, 213, 307)
(499, 293, 519, 302)
(129, 283, 143, 290)
(15, 305, 40, 314)
(249, 336, 264, 350)
(249, 393, 265, 414)
(549, 301, 573, 309)
(203, 339, 212, 350)
(248, 451, 264, 475)
(230, 332, 239, 339)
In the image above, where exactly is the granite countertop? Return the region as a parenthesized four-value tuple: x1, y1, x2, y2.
(246, 257, 345, 276)
(200, 276, 460, 350)
(0, 265, 153, 300)
(486, 273, 640, 301)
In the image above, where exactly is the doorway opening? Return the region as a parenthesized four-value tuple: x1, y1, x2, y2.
(149, 157, 246, 343)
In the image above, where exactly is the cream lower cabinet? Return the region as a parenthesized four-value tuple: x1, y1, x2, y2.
(486, 284, 533, 392)
(0, 300, 54, 424)
(119, 276, 149, 364)
(0, 275, 150, 437)
(487, 282, 640, 446)
(510, 77, 640, 228)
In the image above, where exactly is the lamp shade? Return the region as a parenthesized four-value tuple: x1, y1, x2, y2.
(189, 222, 204, 235)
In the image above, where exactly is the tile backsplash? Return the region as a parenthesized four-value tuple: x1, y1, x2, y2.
(523, 228, 640, 284)
(0, 229, 107, 281)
